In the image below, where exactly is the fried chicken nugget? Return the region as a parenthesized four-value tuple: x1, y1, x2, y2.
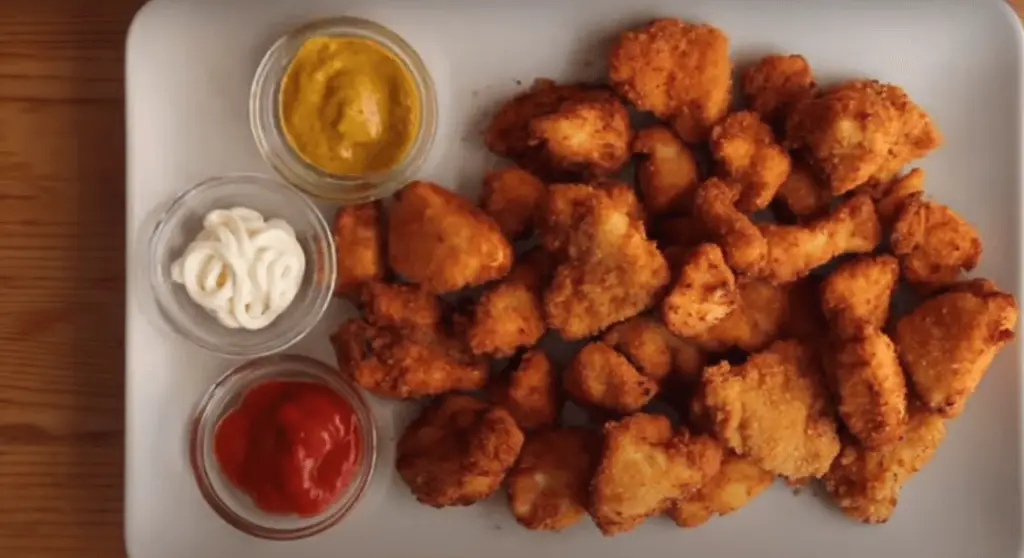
(485, 80, 588, 170)
(758, 194, 881, 284)
(662, 243, 740, 338)
(388, 181, 513, 293)
(609, 19, 731, 143)
(603, 316, 706, 384)
(539, 182, 643, 256)
(702, 339, 840, 479)
(773, 158, 832, 221)
(870, 167, 925, 229)
(490, 349, 560, 431)
(823, 406, 946, 524)
(564, 342, 659, 414)
(710, 111, 792, 212)
(891, 197, 982, 291)
(591, 413, 723, 535)
(397, 394, 525, 507)
(463, 248, 554, 357)
(528, 90, 633, 178)
(821, 254, 900, 339)
(360, 281, 441, 332)
(633, 125, 701, 216)
(786, 79, 942, 195)
(332, 202, 385, 299)
(894, 279, 1018, 417)
(480, 166, 547, 239)
(693, 178, 768, 275)
(693, 278, 787, 352)
(831, 330, 908, 448)
(668, 450, 774, 527)
(741, 54, 816, 129)
(544, 190, 670, 339)
(506, 428, 600, 531)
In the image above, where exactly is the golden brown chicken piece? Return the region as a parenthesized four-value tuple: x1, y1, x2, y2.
(823, 406, 946, 524)
(894, 279, 1018, 417)
(891, 197, 982, 291)
(633, 125, 701, 216)
(662, 243, 740, 338)
(490, 349, 560, 431)
(506, 428, 600, 531)
(870, 167, 925, 229)
(786, 79, 942, 195)
(332, 202, 385, 299)
(693, 278, 788, 352)
(821, 254, 900, 339)
(360, 281, 442, 332)
(609, 18, 731, 143)
(693, 178, 768, 276)
(528, 90, 633, 178)
(463, 248, 554, 358)
(710, 111, 792, 212)
(480, 166, 547, 239)
(543, 188, 670, 340)
(702, 339, 840, 479)
(668, 450, 774, 527)
(603, 316, 706, 385)
(741, 54, 816, 129)
(388, 181, 514, 293)
(831, 330, 908, 448)
(538, 182, 643, 256)
(758, 194, 881, 284)
(564, 342, 659, 414)
(397, 394, 525, 507)
(590, 413, 723, 535)
(773, 159, 832, 221)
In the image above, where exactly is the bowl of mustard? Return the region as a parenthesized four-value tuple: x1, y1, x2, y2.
(250, 17, 437, 204)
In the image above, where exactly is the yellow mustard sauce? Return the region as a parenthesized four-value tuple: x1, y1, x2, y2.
(279, 36, 421, 175)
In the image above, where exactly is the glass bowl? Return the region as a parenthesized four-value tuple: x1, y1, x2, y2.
(148, 174, 336, 358)
(189, 354, 377, 540)
(250, 17, 438, 204)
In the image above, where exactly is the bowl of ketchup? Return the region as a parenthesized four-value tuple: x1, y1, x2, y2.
(189, 354, 377, 539)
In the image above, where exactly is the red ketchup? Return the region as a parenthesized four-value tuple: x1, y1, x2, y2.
(213, 380, 362, 517)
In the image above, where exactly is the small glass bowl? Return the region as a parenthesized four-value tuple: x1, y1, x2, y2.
(250, 17, 438, 204)
(148, 174, 336, 358)
(189, 354, 377, 540)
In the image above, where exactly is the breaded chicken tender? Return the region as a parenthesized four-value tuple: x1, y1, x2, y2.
(773, 159, 831, 221)
(388, 181, 514, 293)
(463, 248, 554, 357)
(821, 254, 900, 339)
(693, 278, 788, 352)
(891, 197, 982, 291)
(565, 342, 659, 414)
(485, 80, 588, 170)
(528, 90, 633, 178)
(539, 182, 643, 256)
(332, 202, 385, 299)
(831, 330, 908, 448)
(870, 167, 925, 229)
(360, 281, 442, 332)
(662, 243, 740, 338)
(397, 394, 525, 507)
(693, 178, 768, 275)
(786, 79, 942, 195)
(668, 450, 774, 527)
(490, 349, 560, 431)
(480, 166, 547, 239)
(506, 428, 600, 530)
(603, 316, 706, 384)
(894, 279, 1018, 417)
(758, 194, 881, 284)
(633, 125, 701, 216)
(702, 339, 840, 479)
(590, 414, 723, 535)
(741, 54, 816, 128)
(823, 406, 946, 523)
(609, 19, 732, 143)
(710, 111, 792, 212)
(544, 190, 670, 339)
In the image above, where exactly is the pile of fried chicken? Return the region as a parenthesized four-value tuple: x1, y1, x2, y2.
(327, 17, 1019, 535)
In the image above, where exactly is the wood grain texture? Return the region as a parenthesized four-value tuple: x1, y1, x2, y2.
(0, 1, 1020, 557)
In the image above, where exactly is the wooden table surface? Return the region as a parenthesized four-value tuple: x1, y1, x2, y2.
(0, 1, 1020, 556)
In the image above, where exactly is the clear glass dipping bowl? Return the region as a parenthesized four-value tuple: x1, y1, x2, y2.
(148, 174, 336, 358)
(190, 354, 377, 540)
(250, 17, 438, 204)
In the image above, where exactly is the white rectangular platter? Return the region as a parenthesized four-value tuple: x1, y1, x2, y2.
(125, 0, 1024, 557)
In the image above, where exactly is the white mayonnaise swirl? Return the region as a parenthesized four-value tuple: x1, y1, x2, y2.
(170, 207, 306, 330)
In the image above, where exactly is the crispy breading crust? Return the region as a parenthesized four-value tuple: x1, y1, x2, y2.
(693, 178, 768, 275)
(506, 428, 600, 530)
(869, 167, 925, 229)
(661, 243, 740, 338)
(564, 342, 659, 414)
(830, 330, 908, 448)
(332, 202, 385, 299)
(602, 316, 706, 384)
(668, 451, 774, 527)
(821, 254, 900, 339)
(361, 281, 442, 332)
(490, 349, 560, 431)
(710, 111, 792, 212)
(480, 166, 547, 239)
(773, 158, 832, 221)
(633, 125, 701, 216)
(528, 91, 633, 178)
(891, 197, 982, 291)
(741, 54, 816, 128)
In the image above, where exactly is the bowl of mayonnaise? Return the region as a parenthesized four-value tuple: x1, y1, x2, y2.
(148, 174, 336, 357)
